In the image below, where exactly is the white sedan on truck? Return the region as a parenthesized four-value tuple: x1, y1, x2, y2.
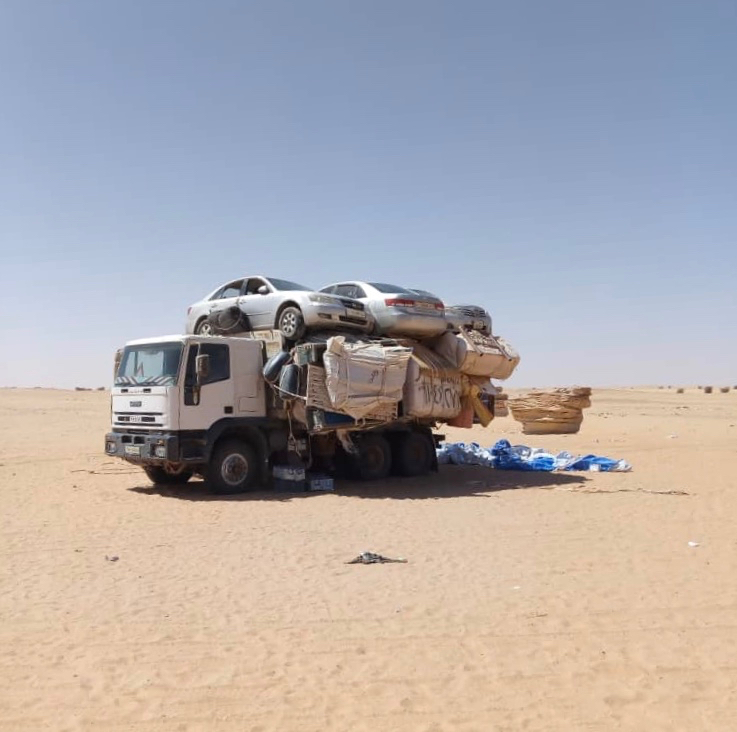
(186, 275, 372, 340)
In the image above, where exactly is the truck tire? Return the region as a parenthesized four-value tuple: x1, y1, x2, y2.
(144, 465, 193, 485)
(393, 431, 434, 477)
(207, 439, 259, 494)
(355, 434, 392, 481)
(209, 306, 249, 335)
(278, 364, 300, 399)
(277, 306, 306, 341)
(263, 350, 290, 383)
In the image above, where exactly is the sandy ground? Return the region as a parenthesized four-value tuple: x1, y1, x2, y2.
(1, 387, 736, 731)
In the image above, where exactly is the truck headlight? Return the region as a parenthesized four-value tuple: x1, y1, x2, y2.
(155, 446, 167, 458)
(106, 441, 116, 454)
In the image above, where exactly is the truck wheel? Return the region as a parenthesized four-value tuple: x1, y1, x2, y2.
(393, 431, 434, 477)
(355, 434, 392, 481)
(207, 439, 259, 494)
(144, 465, 193, 485)
(277, 306, 306, 340)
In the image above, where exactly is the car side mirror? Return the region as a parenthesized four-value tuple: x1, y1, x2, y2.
(257, 285, 269, 295)
(195, 354, 210, 383)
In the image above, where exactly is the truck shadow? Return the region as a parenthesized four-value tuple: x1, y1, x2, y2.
(339, 465, 587, 499)
(128, 465, 588, 502)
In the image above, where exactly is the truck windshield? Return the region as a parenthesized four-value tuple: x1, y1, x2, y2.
(115, 343, 183, 386)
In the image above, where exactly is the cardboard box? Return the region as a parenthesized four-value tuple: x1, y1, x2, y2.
(402, 346, 462, 419)
(306, 474, 334, 492)
(273, 464, 306, 491)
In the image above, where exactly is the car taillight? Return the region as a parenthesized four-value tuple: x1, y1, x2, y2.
(385, 298, 416, 307)
(435, 302, 445, 310)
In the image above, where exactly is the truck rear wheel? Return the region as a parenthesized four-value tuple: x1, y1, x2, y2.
(144, 465, 193, 485)
(207, 439, 259, 494)
(355, 434, 392, 481)
(393, 431, 434, 477)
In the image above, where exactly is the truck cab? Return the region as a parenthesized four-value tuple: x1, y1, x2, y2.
(105, 335, 287, 491)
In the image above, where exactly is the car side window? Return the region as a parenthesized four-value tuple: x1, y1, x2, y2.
(244, 278, 268, 295)
(216, 281, 243, 299)
(352, 285, 366, 298)
(320, 285, 336, 294)
(335, 285, 353, 298)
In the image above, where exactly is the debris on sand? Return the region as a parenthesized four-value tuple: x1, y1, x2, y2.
(346, 552, 407, 565)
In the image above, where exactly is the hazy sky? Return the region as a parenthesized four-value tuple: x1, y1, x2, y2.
(1, 0, 735, 388)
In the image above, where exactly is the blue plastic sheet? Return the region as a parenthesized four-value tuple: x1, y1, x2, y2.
(437, 439, 631, 472)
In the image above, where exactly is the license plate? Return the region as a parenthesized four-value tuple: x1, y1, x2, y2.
(124, 445, 141, 456)
(346, 307, 365, 318)
(129, 414, 143, 423)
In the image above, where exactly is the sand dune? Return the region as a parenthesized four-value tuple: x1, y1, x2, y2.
(1, 387, 736, 731)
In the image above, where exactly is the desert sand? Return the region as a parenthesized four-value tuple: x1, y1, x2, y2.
(1, 386, 736, 731)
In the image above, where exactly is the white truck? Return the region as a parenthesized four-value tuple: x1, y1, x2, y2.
(105, 334, 445, 494)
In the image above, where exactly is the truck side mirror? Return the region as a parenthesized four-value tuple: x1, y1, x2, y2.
(196, 353, 210, 383)
(113, 348, 123, 378)
(257, 285, 269, 295)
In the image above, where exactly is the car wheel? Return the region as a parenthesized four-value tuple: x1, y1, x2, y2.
(277, 306, 306, 340)
(206, 439, 259, 494)
(392, 431, 434, 477)
(144, 465, 193, 485)
(196, 318, 213, 335)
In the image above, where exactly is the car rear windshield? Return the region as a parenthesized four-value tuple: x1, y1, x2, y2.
(367, 282, 411, 294)
(267, 277, 311, 291)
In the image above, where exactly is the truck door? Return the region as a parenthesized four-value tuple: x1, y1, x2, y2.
(179, 343, 235, 431)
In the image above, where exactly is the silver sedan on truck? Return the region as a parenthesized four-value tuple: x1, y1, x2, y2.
(319, 281, 448, 338)
(186, 276, 372, 340)
(408, 289, 493, 335)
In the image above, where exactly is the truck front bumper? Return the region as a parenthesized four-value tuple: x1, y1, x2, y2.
(104, 432, 181, 463)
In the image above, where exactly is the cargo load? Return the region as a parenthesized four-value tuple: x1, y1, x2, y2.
(432, 330, 520, 380)
(322, 336, 412, 420)
(403, 345, 462, 419)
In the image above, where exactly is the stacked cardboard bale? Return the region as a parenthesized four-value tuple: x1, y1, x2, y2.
(508, 387, 592, 435)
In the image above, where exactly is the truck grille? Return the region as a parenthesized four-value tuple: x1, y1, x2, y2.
(115, 412, 163, 426)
